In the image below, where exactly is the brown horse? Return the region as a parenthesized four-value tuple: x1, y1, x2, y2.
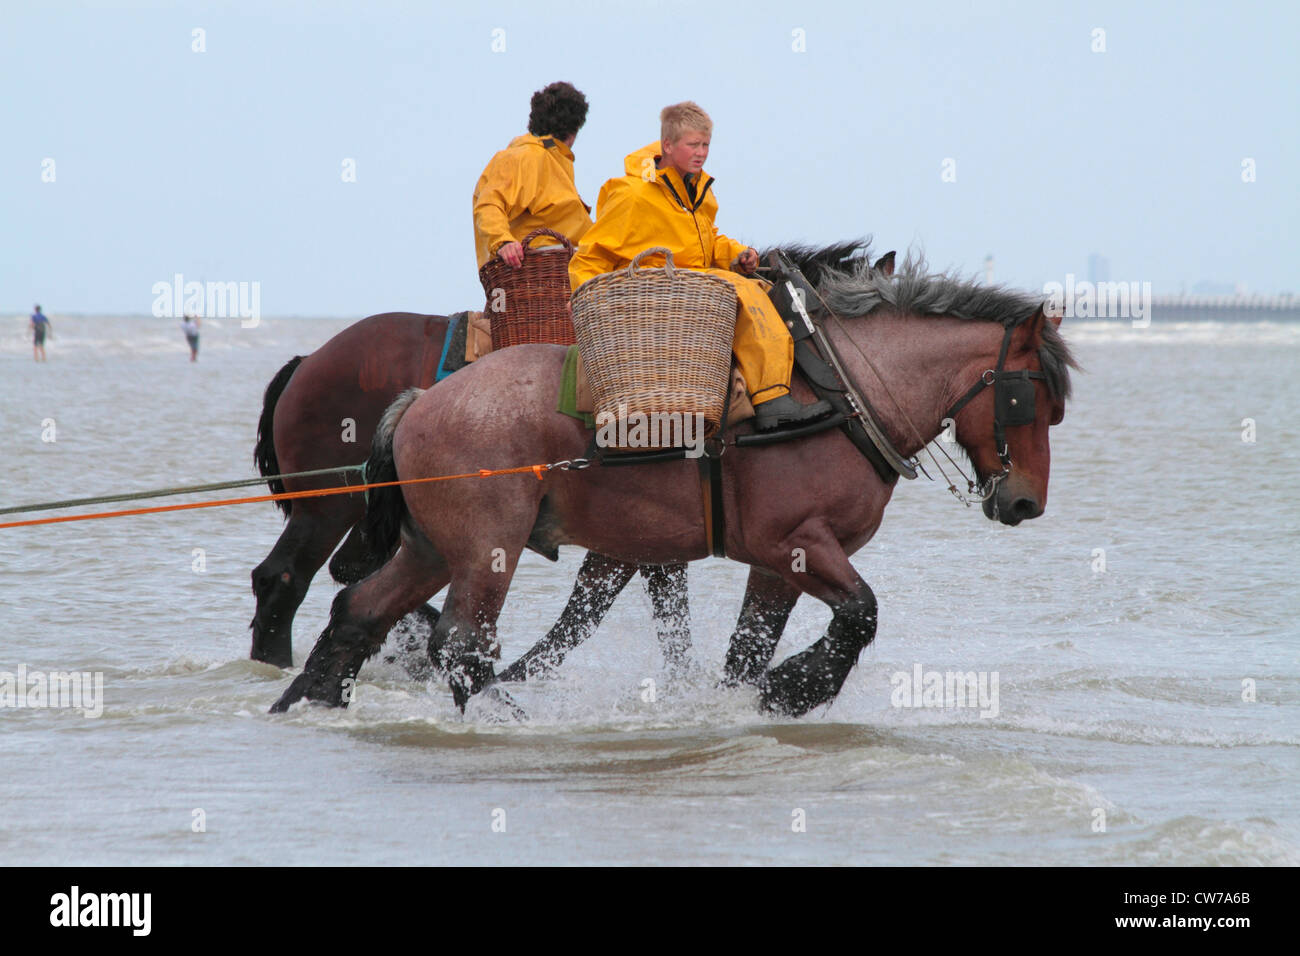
(249, 244, 882, 672)
(494, 242, 897, 682)
(250, 311, 693, 672)
(271, 247, 1075, 717)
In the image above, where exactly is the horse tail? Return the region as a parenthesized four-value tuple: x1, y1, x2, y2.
(254, 355, 305, 517)
(360, 387, 426, 561)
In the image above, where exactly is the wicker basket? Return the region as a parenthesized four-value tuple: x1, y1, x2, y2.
(571, 247, 738, 448)
(479, 228, 577, 350)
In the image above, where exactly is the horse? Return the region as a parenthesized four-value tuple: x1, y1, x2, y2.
(249, 311, 689, 672)
(249, 243, 887, 674)
(494, 242, 898, 682)
(270, 245, 1075, 717)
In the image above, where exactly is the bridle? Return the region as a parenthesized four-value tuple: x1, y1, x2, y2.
(762, 257, 1051, 511)
(941, 322, 1047, 504)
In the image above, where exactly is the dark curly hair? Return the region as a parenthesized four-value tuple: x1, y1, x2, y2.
(527, 81, 589, 140)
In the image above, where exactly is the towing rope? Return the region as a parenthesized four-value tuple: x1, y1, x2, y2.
(0, 465, 363, 517)
(0, 460, 590, 531)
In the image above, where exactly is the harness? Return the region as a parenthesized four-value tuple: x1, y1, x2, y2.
(761, 252, 917, 482)
(942, 322, 1047, 474)
(767, 253, 1048, 507)
(581, 256, 1044, 557)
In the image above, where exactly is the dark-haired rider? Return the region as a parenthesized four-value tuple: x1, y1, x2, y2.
(473, 81, 593, 269)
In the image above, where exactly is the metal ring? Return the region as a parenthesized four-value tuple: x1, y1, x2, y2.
(981, 369, 997, 385)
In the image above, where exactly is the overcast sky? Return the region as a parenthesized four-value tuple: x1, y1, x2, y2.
(3, 0, 1296, 316)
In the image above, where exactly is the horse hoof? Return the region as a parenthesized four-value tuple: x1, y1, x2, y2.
(269, 668, 352, 713)
(495, 661, 525, 683)
(756, 673, 818, 719)
(496, 655, 558, 683)
(250, 640, 294, 670)
(466, 685, 528, 723)
(446, 656, 498, 713)
(269, 672, 314, 713)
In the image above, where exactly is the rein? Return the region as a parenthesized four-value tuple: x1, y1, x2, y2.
(798, 279, 1035, 508)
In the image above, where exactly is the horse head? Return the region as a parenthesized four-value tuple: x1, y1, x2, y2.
(948, 304, 1071, 526)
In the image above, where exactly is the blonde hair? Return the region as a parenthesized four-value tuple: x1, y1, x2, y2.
(660, 102, 712, 145)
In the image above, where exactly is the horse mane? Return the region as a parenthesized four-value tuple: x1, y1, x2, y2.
(762, 238, 875, 286)
(789, 244, 1078, 402)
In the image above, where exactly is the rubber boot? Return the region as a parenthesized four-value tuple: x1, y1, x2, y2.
(753, 394, 834, 432)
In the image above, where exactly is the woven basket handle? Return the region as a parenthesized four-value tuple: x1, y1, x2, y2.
(521, 228, 575, 257)
(627, 246, 675, 278)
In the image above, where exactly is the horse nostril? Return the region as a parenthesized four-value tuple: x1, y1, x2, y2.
(1011, 497, 1040, 521)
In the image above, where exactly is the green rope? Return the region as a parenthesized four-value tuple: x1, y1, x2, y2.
(0, 465, 365, 517)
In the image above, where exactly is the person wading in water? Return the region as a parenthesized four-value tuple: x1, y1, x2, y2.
(182, 313, 200, 361)
(30, 305, 52, 362)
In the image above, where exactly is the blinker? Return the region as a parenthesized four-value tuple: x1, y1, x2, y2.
(996, 371, 1036, 427)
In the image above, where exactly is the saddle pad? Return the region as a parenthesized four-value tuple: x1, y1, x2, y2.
(557, 346, 596, 428)
(436, 312, 469, 381)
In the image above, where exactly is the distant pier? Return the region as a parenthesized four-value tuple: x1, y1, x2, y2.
(1151, 294, 1299, 321)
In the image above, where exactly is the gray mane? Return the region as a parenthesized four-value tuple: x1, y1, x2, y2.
(810, 249, 1078, 401)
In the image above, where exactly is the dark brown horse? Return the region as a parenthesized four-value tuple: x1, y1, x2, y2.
(251, 312, 449, 668)
(271, 248, 1076, 717)
(250, 311, 691, 672)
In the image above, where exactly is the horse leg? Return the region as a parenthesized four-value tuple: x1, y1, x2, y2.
(269, 542, 448, 712)
(433, 544, 536, 710)
(722, 566, 800, 687)
(329, 520, 444, 679)
(326, 518, 385, 584)
(756, 530, 878, 718)
(250, 503, 355, 667)
(641, 563, 691, 676)
(496, 551, 637, 682)
(384, 603, 442, 682)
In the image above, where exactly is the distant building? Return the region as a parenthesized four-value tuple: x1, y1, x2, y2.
(1192, 279, 1236, 296)
(1087, 254, 1109, 284)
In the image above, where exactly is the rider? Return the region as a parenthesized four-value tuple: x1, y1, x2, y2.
(472, 81, 593, 270)
(569, 101, 831, 431)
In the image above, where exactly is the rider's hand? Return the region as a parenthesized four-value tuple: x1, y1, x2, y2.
(498, 242, 524, 268)
(736, 247, 759, 275)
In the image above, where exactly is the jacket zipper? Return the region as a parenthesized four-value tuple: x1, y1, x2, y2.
(660, 173, 716, 264)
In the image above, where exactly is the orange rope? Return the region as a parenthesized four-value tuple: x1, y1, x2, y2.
(0, 463, 551, 530)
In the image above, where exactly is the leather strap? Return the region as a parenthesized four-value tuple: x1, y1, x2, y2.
(942, 324, 1047, 470)
(697, 451, 726, 558)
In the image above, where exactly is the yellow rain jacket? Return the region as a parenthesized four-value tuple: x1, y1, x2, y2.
(472, 134, 593, 268)
(571, 143, 793, 403)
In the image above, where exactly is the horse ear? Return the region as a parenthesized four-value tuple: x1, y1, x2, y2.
(1013, 305, 1049, 352)
(873, 251, 896, 276)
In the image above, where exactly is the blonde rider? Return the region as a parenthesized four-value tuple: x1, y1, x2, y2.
(569, 102, 830, 431)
